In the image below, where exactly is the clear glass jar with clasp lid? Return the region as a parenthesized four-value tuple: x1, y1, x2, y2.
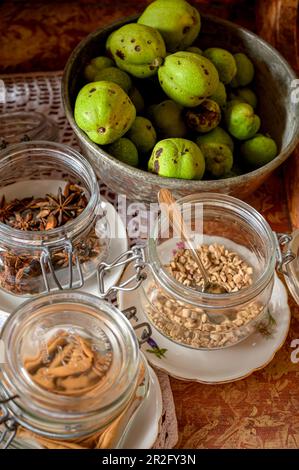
(0, 141, 110, 297)
(0, 291, 151, 448)
(98, 193, 299, 350)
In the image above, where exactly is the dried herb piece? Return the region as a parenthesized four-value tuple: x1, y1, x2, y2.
(24, 331, 112, 396)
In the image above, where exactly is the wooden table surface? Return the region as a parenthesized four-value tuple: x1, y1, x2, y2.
(1, 0, 299, 449)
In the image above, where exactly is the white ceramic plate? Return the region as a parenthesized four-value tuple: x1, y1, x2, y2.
(119, 365, 162, 449)
(0, 196, 128, 314)
(119, 272, 291, 384)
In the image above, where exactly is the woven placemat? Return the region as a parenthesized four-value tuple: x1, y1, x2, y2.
(0, 71, 178, 449)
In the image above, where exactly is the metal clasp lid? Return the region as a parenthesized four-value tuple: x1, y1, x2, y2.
(274, 232, 296, 276)
(40, 238, 84, 292)
(0, 111, 59, 150)
(0, 395, 18, 449)
(274, 229, 299, 305)
(122, 307, 152, 347)
(98, 245, 147, 298)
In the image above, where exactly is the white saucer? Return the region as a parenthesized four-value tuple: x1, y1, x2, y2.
(119, 365, 162, 449)
(118, 272, 291, 384)
(0, 196, 128, 314)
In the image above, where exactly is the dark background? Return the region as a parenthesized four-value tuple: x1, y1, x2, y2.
(0, 0, 257, 73)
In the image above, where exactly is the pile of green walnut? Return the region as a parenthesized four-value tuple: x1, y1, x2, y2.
(74, 0, 278, 180)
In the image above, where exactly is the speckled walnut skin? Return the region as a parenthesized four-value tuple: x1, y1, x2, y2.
(62, 14, 299, 203)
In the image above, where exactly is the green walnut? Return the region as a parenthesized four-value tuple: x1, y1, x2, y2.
(230, 53, 255, 87)
(138, 0, 201, 52)
(241, 134, 278, 168)
(148, 100, 187, 138)
(185, 99, 221, 133)
(237, 88, 257, 108)
(226, 98, 245, 112)
(107, 137, 139, 167)
(185, 46, 202, 55)
(225, 102, 260, 140)
(148, 138, 205, 179)
(203, 48, 237, 84)
(127, 116, 157, 153)
(74, 81, 136, 145)
(210, 81, 227, 109)
(196, 126, 234, 152)
(200, 142, 233, 178)
(229, 88, 257, 109)
(84, 56, 114, 82)
(94, 67, 132, 93)
(106, 23, 166, 78)
(128, 87, 145, 113)
(158, 51, 219, 107)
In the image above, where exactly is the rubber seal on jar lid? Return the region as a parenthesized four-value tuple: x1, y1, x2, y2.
(283, 229, 299, 305)
(0, 111, 59, 149)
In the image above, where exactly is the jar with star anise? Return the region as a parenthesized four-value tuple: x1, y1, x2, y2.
(0, 141, 110, 296)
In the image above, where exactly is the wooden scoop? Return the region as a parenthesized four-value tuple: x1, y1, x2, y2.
(158, 189, 227, 295)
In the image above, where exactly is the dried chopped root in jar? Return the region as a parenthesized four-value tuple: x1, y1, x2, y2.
(166, 243, 254, 292)
(144, 239, 263, 351)
(144, 276, 263, 348)
(24, 332, 112, 396)
(25, 331, 69, 374)
(145, 295, 264, 349)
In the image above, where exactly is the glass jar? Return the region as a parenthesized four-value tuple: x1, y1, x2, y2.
(98, 193, 297, 350)
(0, 112, 59, 148)
(0, 291, 151, 448)
(0, 141, 110, 297)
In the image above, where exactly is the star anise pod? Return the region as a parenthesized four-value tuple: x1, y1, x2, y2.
(9, 212, 35, 231)
(52, 251, 72, 269)
(1, 253, 30, 270)
(41, 187, 81, 226)
(15, 258, 42, 281)
(0, 196, 21, 223)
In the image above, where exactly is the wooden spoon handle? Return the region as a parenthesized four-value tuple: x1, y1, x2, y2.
(158, 189, 210, 286)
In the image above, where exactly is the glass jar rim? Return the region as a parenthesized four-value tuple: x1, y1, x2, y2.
(0, 291, 140, 434)
(148, 192, 277, 309)
(0, 111, 59, 145)
(0, 141, 99, 244)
